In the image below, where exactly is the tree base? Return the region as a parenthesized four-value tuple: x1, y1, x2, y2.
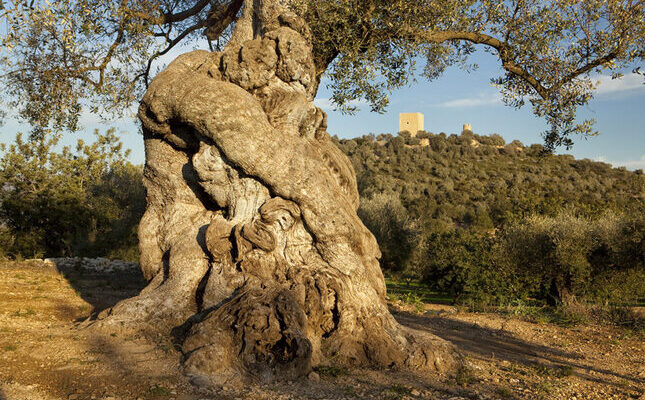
(95, 11, 462, 384)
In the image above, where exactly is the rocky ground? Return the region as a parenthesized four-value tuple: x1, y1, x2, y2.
(0, 259, 643, 400)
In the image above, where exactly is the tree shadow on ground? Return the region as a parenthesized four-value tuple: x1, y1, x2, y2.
(259, 368, 521, 400)
(393, 308, 644, 392)
(8, 260, 639, 399)
(50, 261, 148, 318)
(37, 262, 510, 399)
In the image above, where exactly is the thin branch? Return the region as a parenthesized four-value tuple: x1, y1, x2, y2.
(203, 0, 244, 40)
(141, 19, 210, 87)
(409, 28, 630, 101)
(413, 29, 550, 99)
(550, 46, 623, 93)
(504, 0, 522, 44)
(129, 0, 211, 25)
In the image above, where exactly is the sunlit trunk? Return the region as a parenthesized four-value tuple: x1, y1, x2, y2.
(95, 0, 461, 385)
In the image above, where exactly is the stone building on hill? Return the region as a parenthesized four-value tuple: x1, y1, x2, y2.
(399, 113, 424, 136)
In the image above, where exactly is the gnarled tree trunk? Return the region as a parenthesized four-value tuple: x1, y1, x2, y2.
(97, 1, 460, 386)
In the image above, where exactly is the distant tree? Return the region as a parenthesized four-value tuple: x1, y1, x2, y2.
(503, 213, 595, 305)
(358, 192, 418, 272)
(421, 229, 514, 305)
(0, 129, 144, 259)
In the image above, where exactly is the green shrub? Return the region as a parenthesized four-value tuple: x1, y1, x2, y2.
(420, 229, 517, 306)
(358, 193, 418, 272)
(502, 212, 645, 306)
(502, 213, 595, 305)
(0, 129, 145, 260)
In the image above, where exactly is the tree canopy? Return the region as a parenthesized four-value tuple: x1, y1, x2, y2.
(0, 129, 144, 259)
(1, 0, 643, 148)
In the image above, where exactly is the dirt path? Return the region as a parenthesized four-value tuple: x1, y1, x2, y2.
(0, 260, 643, 400)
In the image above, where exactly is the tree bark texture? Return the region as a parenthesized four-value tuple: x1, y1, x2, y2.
(98, 5, 460, 385)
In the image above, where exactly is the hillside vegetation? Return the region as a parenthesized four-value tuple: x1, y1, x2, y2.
(1, 129, 643, 319)
(335, 131, 645, 314)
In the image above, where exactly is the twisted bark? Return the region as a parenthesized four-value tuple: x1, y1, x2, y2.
(98, 5, 461, 385)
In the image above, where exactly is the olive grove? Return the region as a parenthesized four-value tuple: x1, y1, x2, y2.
(1, 0, 643, 385)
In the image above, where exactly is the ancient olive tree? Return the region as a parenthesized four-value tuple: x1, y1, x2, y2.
(1, 0, 643, 385)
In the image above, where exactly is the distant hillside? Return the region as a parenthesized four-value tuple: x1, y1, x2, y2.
(334, 130, 645, 231)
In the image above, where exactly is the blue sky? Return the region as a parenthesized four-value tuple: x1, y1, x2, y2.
(314, 51, 645, 170)
(2, 49, 644, 170)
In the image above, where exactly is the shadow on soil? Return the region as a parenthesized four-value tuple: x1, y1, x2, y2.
(52, 261, 148, 318)
(40, 263, 517, 399)
(12, 261, 640, 399)
(394, 309, 645, 392)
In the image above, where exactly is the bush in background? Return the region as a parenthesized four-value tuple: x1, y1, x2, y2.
(417, 212, 644, 310)
(502, 213, 595, 305)
(420, 230, 518, 307)
(0, 129, 145, 261)
(358, 192, 418, 272)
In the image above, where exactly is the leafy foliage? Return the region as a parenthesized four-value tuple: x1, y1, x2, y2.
(1, 0, 643, 148)
(294, 0, 644, 148)
(337, 131, 645, 306)
(357, 192, 418, 272)
(0, 129, 145, 260)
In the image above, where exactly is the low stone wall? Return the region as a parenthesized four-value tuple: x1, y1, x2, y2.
(27, 257, 139, 273)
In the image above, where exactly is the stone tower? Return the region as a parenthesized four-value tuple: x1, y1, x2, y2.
(399, 113, 424, 136)
(463, 123, 472, 132)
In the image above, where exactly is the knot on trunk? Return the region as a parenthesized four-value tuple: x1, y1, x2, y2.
(182, 287, 312, 384)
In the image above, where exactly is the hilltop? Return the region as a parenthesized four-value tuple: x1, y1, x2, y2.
(334, 130, 645, 230)
(333, 131, 645, 309)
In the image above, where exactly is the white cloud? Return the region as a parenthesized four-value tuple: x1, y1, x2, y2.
(432, 73, 644, 108)
(619, 154, 645, 170)
(438, 92, 501, 108)
(594, 73, 645, 95)
(595, 154, 645, 171)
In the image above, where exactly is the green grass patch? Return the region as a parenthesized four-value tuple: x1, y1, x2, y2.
(2, 344, 17, 351)
(455, 365, 475, 385)
(388, 384, 411, 395)
(494, 387, 515, 399)
(314, 364, 350, 378)
(147, 385, 171, 397)
(11, 309, 36, 318)
(385, 278, 453, 305)
(531, 363, 573, 378)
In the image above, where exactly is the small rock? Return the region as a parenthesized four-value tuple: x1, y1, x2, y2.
(411, 389, 421, 396)
(509, 378, 520, 384)
(189, 374, 213, 388)
(307, 371, 320, 382)
(68, 395, 79, 400)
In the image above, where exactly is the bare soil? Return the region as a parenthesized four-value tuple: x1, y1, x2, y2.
(0, 260, 643, 400)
